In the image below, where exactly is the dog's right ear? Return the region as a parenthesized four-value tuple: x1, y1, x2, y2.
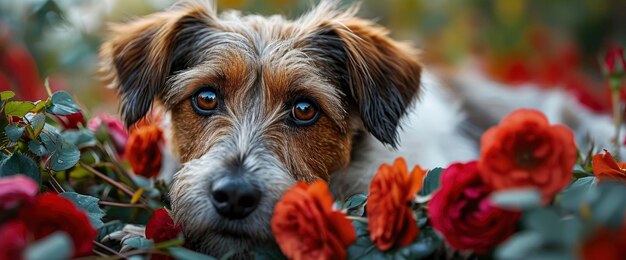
(99, 1, 217, 126)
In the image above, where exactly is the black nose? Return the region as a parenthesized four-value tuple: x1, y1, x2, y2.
(210, 176, 261, 219)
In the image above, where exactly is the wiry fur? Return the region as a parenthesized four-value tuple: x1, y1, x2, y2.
(99, 0, 425, 257)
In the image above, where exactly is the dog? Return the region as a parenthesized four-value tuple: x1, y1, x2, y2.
(99, 0, 618, 257)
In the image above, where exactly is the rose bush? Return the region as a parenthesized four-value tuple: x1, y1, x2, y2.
(1, 68, 626, 259)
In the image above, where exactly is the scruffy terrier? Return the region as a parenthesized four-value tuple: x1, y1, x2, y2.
(99, 0, 490, 257)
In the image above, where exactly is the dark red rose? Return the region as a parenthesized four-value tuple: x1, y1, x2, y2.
(55, 112, 86, 130)
(0, 220, 28, 260)
(19, 193, 97, 257)
(0, 175, 38, 214)
(428, 161, 520, 254)
(602, 46, 625, 76)
(146, 208, 182, 243)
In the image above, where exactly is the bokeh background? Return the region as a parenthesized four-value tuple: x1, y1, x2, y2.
(0, 0, 624, 117)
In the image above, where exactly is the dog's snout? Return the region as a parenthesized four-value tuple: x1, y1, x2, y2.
(210, 176, 261, 219)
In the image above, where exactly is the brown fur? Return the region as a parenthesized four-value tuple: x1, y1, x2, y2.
(99, 0, 423, 256)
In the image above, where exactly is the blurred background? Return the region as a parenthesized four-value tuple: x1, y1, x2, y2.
(0, 0, 624, 117)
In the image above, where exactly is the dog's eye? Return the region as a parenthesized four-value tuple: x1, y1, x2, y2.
(192, 87, 219, 115)
(291, 99, 320, 126)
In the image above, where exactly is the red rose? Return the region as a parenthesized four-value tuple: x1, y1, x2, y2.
(0, 175, 38, 214)
(125, 122, 164, 178)
(602, 46, 625, 76)
(272, 181, 356, 260)
(479, 109, 577, 203)
(19, 193, 97, 257)
(580, 225, 626, 260)
(428, 161, 520, 254)
(0, 220, 28, 260)
(146, 208, 182, 243)
(54, 112, 86, 130)
(88, 113, 129, 157)
(367, 157, 424, 251)
(591, 150, 626, 183)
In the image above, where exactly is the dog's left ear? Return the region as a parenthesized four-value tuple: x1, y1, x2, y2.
(305, 14, 422, 148)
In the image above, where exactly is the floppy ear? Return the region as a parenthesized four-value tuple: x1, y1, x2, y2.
(300, 2, 422, 148)
(99, 1, 217, 126)
(334, 18, 422, 148)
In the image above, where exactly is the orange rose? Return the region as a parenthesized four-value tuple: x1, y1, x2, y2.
(271, 181, 356, 260)
(479, 109, 577, 203)
(367, 157, 425, 251)
(591, 150, 626, 182)
(125, 122, 164, 178)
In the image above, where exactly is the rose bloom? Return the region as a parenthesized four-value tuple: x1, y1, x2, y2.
(479, 109, 577, 203)
(580, 224, 626, 260)
(88, 113, 129, 157)
(19, 193, 97, 257)
(367, 157, 424, 251)
(54, 112, 86, 130)
(0, 220, 28, 260)
(428, 161, 520, 254)
(602, 46, 625, 76)
(124, 122, 163, 178)
(272, 181, 356, 260)
(0, 175, 38, 214)
(591, 150, 626, 183)
(146, 208, 182, 243)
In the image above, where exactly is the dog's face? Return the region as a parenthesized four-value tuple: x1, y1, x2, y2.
(100, 0, 421, 256)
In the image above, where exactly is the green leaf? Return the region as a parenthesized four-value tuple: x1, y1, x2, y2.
(418, 168, 443, 197)
(62, 129, 96, 148)
(0, 152, 40, 183)
(96, 220, 125, 242)
(589, 182, 626, 227)
(4, 101, 35, 117)
(46, 91, 79, 115)
(5, 124, 25, 142)
(495, 231, 544, 259)
(344, 194, 367, 210)
(390, 227, 442, 259)
(24, 232, 73, 260)
(29, 113, 46, 137)
(0, 91, 15, 101)
(69, 167, 94, 181)
(28, 140, 48, 156)
(123, 237, 154, 249)
(32, 100, 48, 113)
(344, 193, 367, 216)
(490, 188, 542, 210)
(168, 246, 217, 260)
(60, 192, 106, 229)
(41, 130, 80, 171)
(559, 176, 596, 212)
